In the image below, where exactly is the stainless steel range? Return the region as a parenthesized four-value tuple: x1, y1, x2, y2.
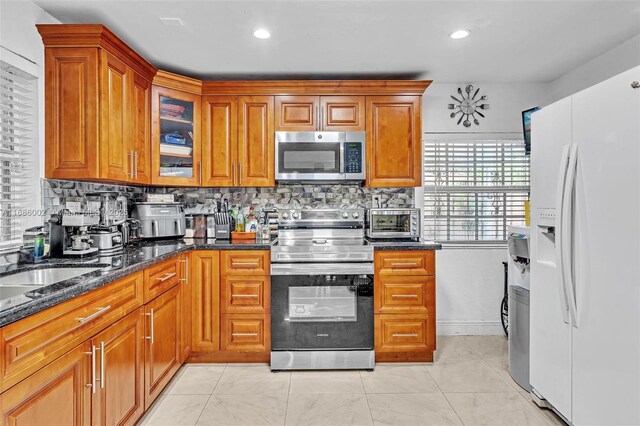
(270, 209, 374, 371)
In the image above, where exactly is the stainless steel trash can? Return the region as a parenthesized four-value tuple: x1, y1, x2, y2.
(509, 284, 531, 392)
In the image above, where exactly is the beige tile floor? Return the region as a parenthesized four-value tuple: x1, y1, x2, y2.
(139, 336, 567, 426)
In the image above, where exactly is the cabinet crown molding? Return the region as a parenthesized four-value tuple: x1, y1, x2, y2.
(37, 24, 157, 82)
(202, 80, 431, 96)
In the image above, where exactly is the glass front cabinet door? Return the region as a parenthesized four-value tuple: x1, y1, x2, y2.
(151, 86, 201, 185)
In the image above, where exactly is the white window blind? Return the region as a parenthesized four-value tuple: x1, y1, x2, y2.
(423, 139, 529, 244)
(0, 61, 36, 250)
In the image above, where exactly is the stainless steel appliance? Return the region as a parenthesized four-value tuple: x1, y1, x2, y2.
(271, 208, 374, 370)
(130, 202, 186, 239)
(60, 211, 100, 257)
(275, 131, 365, 182)
(88, 228, 123, 255)
(366, 208, 421, 240)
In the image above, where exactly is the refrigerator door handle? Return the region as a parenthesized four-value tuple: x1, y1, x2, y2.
(563, 144, 579, 328)
(555, 144, 571, 324)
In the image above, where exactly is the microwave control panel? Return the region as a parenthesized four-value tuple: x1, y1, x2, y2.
(345, 143, 363, 174)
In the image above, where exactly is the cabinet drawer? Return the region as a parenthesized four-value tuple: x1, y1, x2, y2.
(221, 276, 270, 314)
(375, 251, 435, 276)
(374, 315, 433, 353)
(220, 314, 270, 353)
(0, 272, 143, 392)
(375, 275, 434, 314)
(220, 251, 270, 276)
(144, 256, 182, 302)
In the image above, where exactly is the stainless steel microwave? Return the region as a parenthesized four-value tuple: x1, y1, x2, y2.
(275, 131, 366, 182)
(365, 208, 421, 239)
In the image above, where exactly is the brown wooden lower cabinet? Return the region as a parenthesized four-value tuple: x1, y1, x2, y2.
(374, 314, 434, 362)
(178, 253, 192, 363)
(144, 286, 180, 409)
(0, 341, 92, 426)
(92, 309, 145, 426)
(220, 314, 270, 354)
(191, 251, 220, 353)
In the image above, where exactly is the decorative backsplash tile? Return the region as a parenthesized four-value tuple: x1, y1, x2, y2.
(42, 179, 414, 216)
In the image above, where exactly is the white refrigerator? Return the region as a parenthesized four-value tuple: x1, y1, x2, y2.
(530, 66, 640, 425)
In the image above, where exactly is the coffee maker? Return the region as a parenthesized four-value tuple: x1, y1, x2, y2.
(86, 192, 128, 254)
(59, 210, 100, 257)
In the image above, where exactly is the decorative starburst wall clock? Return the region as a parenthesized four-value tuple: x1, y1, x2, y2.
(448, 85, 489, 127)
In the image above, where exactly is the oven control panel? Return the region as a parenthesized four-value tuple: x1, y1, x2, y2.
(345, 143, 362, 174)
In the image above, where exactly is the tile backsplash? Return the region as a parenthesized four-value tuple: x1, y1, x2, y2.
(42, 179, 414, 215)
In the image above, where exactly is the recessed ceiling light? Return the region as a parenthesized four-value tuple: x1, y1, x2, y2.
(253, 29, 271, 39)
(160, 18, 184, 26)
(449, 29, 471, 40)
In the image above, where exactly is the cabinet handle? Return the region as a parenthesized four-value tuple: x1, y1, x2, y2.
(128, 151, 134, 178)
(232, 163, 236, 186)
(320, 108, 323, 130)
(156, 272, 177, 282)
(392, 294, 418, 299)
(100, 341, 105, 389)
(232, 262, 259, 268)
(134, 151, 139, 179)
(145, 308, 155, 343)
(315, 106, 319, 130)
(232, 333, 258, 337)
(87, 345, 97, 394)
(180, 258, 189, 284)
(238, 163, 241, 185)
(390, 262, 419, 268)
(232, 294, 258, 298)
(198, 161, 202, 184)
(77, 305, 111, 324)
(392, 333, 418, 337)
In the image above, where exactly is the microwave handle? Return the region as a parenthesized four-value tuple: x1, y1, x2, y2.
(339, 143, 345, 174)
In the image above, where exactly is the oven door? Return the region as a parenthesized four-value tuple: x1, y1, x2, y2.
(275, 132, 344, 181)
(271, 263, 373, 351)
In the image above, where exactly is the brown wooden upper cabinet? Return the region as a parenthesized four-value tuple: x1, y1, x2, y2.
(238, 96, 275, 186)
(151, 85, 201, 186)
(202, 95, 275, 187)
(275, 95, 365, 131)
(366, 96, 422, 187)
(38, 25, 156, 184)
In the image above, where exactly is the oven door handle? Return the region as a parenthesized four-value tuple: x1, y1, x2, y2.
(271, 263, 374, 276)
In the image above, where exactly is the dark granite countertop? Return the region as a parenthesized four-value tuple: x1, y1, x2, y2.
(0, 237, 439, 327)
(0, 238, 272, 327)
(366, 239, 442, 251)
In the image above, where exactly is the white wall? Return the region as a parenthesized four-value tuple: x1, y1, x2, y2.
(0, 0, 59, 228)
(546, 34, 640, 104)
(421, 83, 547, 335)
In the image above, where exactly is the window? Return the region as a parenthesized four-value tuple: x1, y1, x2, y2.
(423, 139, 529, 244)
(0, 60, 36, 250)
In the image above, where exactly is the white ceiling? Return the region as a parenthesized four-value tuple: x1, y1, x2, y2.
(31, 0, 640, 82)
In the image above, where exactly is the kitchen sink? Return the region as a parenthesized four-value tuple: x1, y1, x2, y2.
(0, 267, 102, 290)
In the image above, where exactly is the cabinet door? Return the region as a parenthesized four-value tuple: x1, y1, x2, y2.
(375, 275, 434, 315)
(238, 96, 275, 187)
(178, 254, 192, 362)
(320, 96, 365, 131)
(191, 251, 220, 352)
(220, 250, 270, 276)
(92, 309, 145, 426)
(100, 52, 130, 182)
(44, 47, 99, 180)
(374, 314, 433, 354)
(366, 96, 421, 187)
(130, 72, 151, 184)
(151, 86, 201, 186)
(275, 95, 319, 131)
(374, 250, 435, 276)
(202, 96, 237, 186)
(0, 342, 91, 426)
(144, 286, 180, 409)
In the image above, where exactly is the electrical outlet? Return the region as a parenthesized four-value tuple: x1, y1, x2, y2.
(372, 195, 382, 208)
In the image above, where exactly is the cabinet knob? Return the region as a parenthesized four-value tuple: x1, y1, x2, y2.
(632, 81, 640, 89)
